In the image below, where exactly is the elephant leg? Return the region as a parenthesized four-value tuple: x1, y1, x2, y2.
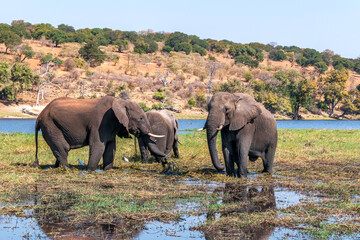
(173, 140, 180, 158)
(138, 137, 149, 163)
(87, 142, 106, 171)
(236, 141, 253, 178)
(103, 140, 116, 170)
(222, 138, 235, 177)
(263, 146, 276, 174)
(41, 126, 70, 168)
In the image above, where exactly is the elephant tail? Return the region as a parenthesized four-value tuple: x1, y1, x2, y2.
(33, 119, 40, 168)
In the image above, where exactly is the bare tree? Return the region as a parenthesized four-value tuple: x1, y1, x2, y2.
(206, 60, 221, 105)
(157, 67, 170, 88)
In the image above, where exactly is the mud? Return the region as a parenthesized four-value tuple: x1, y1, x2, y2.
(0, 175, 358, 239)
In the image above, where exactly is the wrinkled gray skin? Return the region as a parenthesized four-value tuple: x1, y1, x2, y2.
(34, 96, 166, 171)
(205, 92, 277, 178)
(138, 110, 179, 166)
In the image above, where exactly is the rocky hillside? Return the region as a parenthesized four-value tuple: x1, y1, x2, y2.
(1, 31, 360, 119)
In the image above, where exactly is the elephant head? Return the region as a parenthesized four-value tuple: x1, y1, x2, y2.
(205, 92, 262, 171)
(112, 99, 166, 158)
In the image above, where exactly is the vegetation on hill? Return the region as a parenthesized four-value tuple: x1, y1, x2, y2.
(0, 20, 360, 119)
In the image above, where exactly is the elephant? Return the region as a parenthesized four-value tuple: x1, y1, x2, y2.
(34, 96, 166, 171)
(204, 92, 278, 178)
(137, 110, 180, 166)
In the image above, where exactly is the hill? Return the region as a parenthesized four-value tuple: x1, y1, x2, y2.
(0, 21, 360, 119)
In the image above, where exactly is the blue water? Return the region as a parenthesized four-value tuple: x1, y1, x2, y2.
(0, 119, 360, 134)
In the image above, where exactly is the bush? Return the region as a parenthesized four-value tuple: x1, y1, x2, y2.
(174, 42, 192, 55)
(195, 92, 207, 108)
(153, 92, 166, 101)
(138, 102, 151, 112)
(269, 50, 287, 61)
(314, 61, 328, 74)
(162, 46, 173, 53)
(152, 103, 163, 109)
(244, 72, 253, 82)
(187, 97, 196, 108)
(73, 58, 85, 68)
(192, 44, 207, 56)
(64, 58, 76, 71)
(235, 55, 259, 68)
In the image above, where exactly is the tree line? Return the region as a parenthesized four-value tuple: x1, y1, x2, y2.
(0, 20, 359, 118)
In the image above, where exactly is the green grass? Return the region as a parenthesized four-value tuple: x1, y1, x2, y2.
(0, 130, 359, 238)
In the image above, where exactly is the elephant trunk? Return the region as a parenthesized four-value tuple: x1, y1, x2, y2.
(147, 138, 166, 158)
(206, 125, 225, 171)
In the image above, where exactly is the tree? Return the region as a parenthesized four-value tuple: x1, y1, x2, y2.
(31, 23, 54, 39)
(0, 62, 10, 83)
(58, 24, 75, 33)
(174, 42, 192, 55)
(340, 89, 360, 118)
(274, 71, 317, 119)
(11, 20, 32, 39)
(133, 38, 158, 54)
(269, 50, 287, 61)
(210, 41, 227, 53)
(319, 69, 349, 117)
(16, 44, 35, 62)
(0, 63, 38, 101)
(48, 29, 68, 47)
(0, 31, 22, 53)
(234, 55, 259, 68)
(206, 60, 221, 104)
(165, 32, 188, 48)
(314, 61, 328, 74)
(192, 44, 207, 56)
(78, 39, 106, 67)
(114, 39, 129, 52)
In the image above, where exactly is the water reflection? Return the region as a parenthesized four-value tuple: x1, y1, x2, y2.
(205, 183, 276, 239)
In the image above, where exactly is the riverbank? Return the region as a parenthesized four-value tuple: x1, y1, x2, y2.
(0, 130, 359, 239)
(1, 101, 358, 120)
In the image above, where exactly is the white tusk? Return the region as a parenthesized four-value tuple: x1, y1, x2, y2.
(148, 133, 165, 138)
(216, 125, 223, 131)
(197, 128, 204, 131)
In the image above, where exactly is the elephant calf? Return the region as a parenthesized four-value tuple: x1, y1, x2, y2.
(34, 96, 165, 171)
(137, 110, 180, 166)
(205, 92, 278, 178)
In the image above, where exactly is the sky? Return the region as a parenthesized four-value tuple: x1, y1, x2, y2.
(2, 0, 359, 59)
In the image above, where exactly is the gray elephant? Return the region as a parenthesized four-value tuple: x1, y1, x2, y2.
(205, 92, 277, 177)
(34, 96, 165, 171)
(137, 110, 180, 166)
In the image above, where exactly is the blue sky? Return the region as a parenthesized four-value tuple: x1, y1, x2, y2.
(2, 0, 359, 58)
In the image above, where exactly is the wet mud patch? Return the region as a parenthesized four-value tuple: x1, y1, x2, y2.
(0, 172, 359, 239)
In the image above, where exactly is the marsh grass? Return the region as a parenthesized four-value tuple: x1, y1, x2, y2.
(0, 130, 359, 238)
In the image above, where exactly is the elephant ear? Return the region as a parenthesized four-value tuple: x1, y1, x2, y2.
(112, 99, 129, 134)
(229, 94, 262, 131)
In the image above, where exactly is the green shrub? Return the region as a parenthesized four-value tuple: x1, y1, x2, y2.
(188, 97, 196, 108)
(139, 102, 151, 112)
(162, 46, 173, 53)
(244, 72, 253, 82)
(269, 50, 287, 61)
(153, 92, 166, 101)
(73, 58, 85, 68)
(152, 103, 163, 109)
(86, 70, 94, 77)
(192, 44, 207, 56)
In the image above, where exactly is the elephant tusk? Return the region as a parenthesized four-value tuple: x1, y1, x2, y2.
(197, 128, 204, 131)
(177, 140, 183, 145)
(148, 133, 165, 138)
(216, 125, 223, 131)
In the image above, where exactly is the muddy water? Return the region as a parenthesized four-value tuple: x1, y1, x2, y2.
(0, 177, 358, 239)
